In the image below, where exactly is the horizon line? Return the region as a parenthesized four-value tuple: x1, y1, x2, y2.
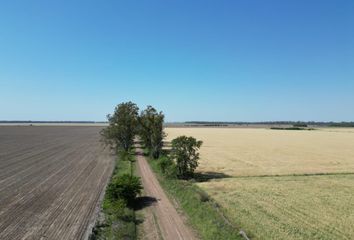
(1, 120, 353, 124)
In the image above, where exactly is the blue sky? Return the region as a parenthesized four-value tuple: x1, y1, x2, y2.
(0, 0, 353, 122)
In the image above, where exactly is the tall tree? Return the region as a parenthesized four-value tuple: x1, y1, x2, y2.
(170, 136, 203, 179)
(101, 101, 139, 152)
(138, 106, 156, 149)
(139, 106, 165, 159)
(150, 111, 165, 159)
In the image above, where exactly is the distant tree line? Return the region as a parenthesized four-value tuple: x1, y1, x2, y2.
(328, 122, 354, 127)
(184, 121, 354, 127)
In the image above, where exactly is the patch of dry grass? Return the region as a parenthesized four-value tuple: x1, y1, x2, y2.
(165, 127, 354, 239)
(198, 174, 354, 240)
(165, 127, 354, 176)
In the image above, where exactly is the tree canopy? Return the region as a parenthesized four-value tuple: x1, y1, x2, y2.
(101, 101, 139, 152)
(170, 136, 203, 179)
(138, 106, 165, 159)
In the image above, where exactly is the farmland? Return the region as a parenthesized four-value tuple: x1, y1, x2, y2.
(0, 126, 114, 240)
(200, 175, 354, 239)
(165, 127, 354, 239)
(166, 127, 354, 176)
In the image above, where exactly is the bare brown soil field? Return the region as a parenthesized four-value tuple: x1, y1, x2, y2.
(0, 126, 114, 240)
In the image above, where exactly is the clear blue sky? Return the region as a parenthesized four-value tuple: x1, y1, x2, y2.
(0, 0, 353, 122)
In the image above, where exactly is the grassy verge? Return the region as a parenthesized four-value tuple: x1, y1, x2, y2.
(89, 156, 138, 240)
(148, 155, 243, 240)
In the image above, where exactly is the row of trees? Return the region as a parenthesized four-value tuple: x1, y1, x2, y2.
(101, 102, 165, 159)
(101, 101, 203, 180)
(94, 102, 203, 239)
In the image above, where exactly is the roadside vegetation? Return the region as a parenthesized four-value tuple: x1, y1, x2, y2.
(148, 154, 243, 240)
(94, 101, 244, 239)
(89, 153, 141, 240)
(101, 101, 139, 152)
(137, 109, 244, 239)
(91, 102, 142, 240)
(138, 105, 165, 159)
(168, 136, 203, 179)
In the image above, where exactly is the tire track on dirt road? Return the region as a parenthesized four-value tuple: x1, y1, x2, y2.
(135, 147, 196, 240)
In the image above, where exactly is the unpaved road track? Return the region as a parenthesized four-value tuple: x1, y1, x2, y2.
(0, 126, 114, 240)
(136, 147, 196, 240)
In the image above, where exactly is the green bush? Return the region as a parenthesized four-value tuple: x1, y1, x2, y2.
(197, 189, 210, 202)
(103, 198, 126, 217)
(158, 157, 172, 173)
(107, 174, 143, 205)
(158, 157, 177, 178)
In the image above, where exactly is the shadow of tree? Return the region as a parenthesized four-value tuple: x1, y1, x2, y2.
(193, 172, 232, 182)
(134, 196, 158, 211)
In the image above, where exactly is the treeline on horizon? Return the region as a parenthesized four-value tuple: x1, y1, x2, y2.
(184, 121, 354, 127)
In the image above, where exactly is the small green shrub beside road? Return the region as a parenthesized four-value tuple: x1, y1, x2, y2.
(89, 157, 141, 240)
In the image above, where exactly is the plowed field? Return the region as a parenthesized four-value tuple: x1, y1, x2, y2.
(0, 126, 114, 240)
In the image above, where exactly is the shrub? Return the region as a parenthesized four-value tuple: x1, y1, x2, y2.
(158, 157, 177, 178)
(103, 198, 126, 216)
(197, 190, 210, 202)
(158, 157, 173, 173)
(106, 174, 143, 205)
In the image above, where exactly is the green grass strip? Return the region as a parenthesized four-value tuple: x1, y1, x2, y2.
(89, 156, 138, 240)
(148, 157, 243, 240)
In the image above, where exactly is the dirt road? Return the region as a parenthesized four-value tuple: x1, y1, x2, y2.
(135, 147, 196, 240)
(0, 126, 114, 240)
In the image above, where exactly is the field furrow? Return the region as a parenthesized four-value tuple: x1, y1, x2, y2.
(0, 126, 114, 240)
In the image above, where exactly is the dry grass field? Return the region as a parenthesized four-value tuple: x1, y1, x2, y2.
(199, 174, 354, 240)
(0, 126, 114, 240)
(165, 127, 354, 176)
(165, 127, 354, 239)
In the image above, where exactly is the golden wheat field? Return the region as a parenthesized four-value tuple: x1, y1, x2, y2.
(165, 127, 354, 176)
(199, 174, 354, 240)
(165, 127, 354, 239)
